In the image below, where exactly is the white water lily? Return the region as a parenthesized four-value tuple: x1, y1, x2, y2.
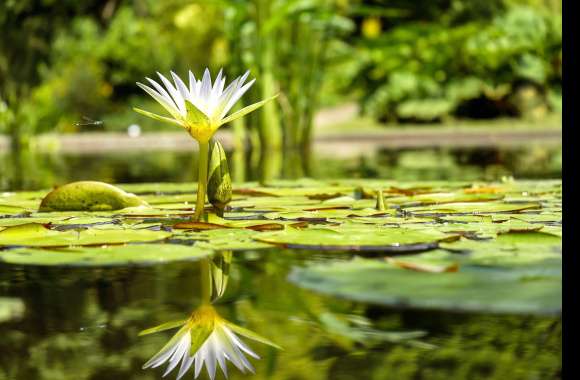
(134, 68, 276, 221)
(141, 305, 281, 380)
(134, 68, 276, 143)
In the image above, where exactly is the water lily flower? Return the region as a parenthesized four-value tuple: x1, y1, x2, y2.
(141, 305, 281, 380)
(134, 69, 277, 221)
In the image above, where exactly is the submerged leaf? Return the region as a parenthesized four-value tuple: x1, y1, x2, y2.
(385, 257, 460, 273)
(290, 258, 561, 315)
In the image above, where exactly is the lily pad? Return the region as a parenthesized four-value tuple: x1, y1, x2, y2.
(173, 229, 271, 251)
(405, 201, 541, 216)
(0, 223, 171, 247)
(39, 181, 149, 212)
(0, 243, 210, 266)
(254, 226, 455, 252)
(289, 257, 561, 315)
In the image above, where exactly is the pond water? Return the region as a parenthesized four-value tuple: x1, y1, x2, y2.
(0, 145, 562, 191)
(0, 146, 562, 380)
(0, 250, 561, 380)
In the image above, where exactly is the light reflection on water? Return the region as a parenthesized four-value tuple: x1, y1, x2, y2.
(0, 248, 561, 379)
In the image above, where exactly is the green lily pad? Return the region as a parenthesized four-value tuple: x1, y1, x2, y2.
(0, 243, 210, 266)
(289, 257, 561, 315)
(173, 229, 271, 251)
(405, 201, 541, 216)
(254, 226, 455, 252)
(39, 181, 149, 212)
(385, 192, 504, 206)
(0, 223, 171, 247)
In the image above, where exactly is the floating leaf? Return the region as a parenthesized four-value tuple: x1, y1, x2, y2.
(39, 181, 149, 212)
(255, 226, 455, 252)
(290, 258, 561, 315)
(405, 201, 541, 216)
(0, 223, 171, 247)
(0, 244, 210, 266)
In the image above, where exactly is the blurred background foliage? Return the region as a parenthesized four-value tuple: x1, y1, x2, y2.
(0, 0, 561, 145)
(349, 0, 562, 122)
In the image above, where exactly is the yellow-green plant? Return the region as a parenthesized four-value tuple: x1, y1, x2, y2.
(134, 69, 276, 220)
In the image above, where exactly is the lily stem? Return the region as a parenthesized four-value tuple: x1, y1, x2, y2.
(194, 140, 209, 221)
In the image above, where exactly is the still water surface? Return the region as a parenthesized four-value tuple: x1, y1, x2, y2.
(0, 145, 562, 379)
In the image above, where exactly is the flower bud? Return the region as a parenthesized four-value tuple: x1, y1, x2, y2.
(375, 188, 386, 211)
(207, 141, 232, 216)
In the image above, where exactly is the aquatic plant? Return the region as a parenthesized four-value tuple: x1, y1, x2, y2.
(134, 69, 276, 220)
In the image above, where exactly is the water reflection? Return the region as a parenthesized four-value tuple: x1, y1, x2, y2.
(0, 248, 563, 379)
(141, 252, 280, 380)
(0, 144, 562, 191)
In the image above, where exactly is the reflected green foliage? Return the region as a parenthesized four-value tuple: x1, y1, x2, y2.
(0, 249, 561, 379)
(313, 146, 562, 182)
(0, 297, 24, 322)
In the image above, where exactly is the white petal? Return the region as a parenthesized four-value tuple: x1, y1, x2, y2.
(237, 70, 251, 87)
(211, 79, 240, 120)
(171, 71, 191, 102)
(221, 79, 256, 119)
(194, 349, 205, 378)
(216, 351, 228, 379)
(137, 82, 181, 119)
(200, 68, 212, 99)
(211, 69, 224, 98)
(215, 328, 246, 372)
(144, 340, 180, 369)
(163, 334, 190, 377)
(188, 70, 197, 95)
(224, 328, 260, 359)
(145, 78, 179, 111)
(205, 339, 217, 380)
(157, 72, 185, 114)
(176, 352, 194, 380)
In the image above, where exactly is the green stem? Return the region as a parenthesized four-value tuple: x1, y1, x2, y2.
(193, 140, 210, 221)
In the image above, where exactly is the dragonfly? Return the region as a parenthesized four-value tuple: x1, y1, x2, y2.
(74, 116, 104, 127)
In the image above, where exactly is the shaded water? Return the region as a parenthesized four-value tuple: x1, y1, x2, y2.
(0, 145, 562, 379)
(0, 249, 561, 380)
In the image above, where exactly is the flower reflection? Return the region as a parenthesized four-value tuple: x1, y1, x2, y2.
(141, 252, 280, 379)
